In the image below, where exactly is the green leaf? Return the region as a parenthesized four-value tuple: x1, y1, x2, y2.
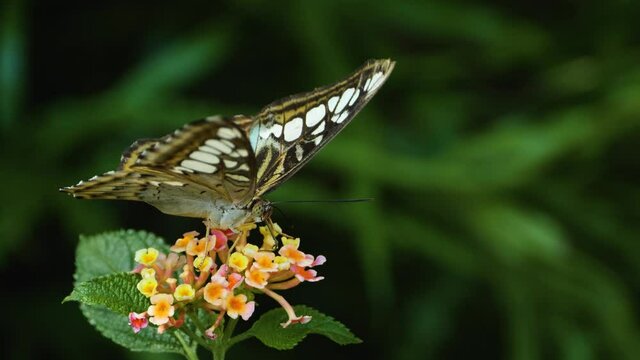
(68, 230, 184, 354)
(75, 229, 168, 283)
(64, 272, 148, 314)
(246, 305, 361, 350)
(81, 304, 184, 354)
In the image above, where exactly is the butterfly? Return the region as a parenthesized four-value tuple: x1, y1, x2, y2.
(61, 59, 395, 229)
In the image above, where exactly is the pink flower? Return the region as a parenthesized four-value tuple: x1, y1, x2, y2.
(291, 265, 324, 282)
(311, 255, 326, 267)
(279, 245, 313, 267)
(128, 312, 148, 333)
(210, 229, 229, 251)
(227, 273, 244, 290)
(226, 294, 255, 321)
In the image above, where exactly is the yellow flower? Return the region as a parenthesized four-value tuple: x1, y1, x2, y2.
(173, 284, 195, 301)
(241, 244, 259, 258)
(193, 256, 214, 273)
(281, 236, 300, 249)
(273, 256, 291, 271)
(228, 252, 249, 272)
(135, 248, 159, 266)
(137, 277, 158, 297)
(259, 226, 276, 250)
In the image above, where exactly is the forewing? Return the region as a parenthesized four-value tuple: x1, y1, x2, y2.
(121, 116, 257, 204)
(248, 59, 395, 195)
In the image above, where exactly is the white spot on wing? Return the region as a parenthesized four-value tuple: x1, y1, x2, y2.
(305, 104, 326, 127)
(225, 173, 250, 182)
(164, 181, 184, 187)
(328, 96, 339, 112)
(313, 135, 323, 145)
(367, 72, 384, 92)
(284, 117, 304, 142)
(335, 88, 354, 113)
(364, 77, 371, 92)
(217, 127, 241, 139)
(180, 159, 217, 173)
(259, 123, 283, 139)
(223, 159, 238, 168)
(272, 124, 283, 138)
(348, 89, 360, 106)
(236, 149, 249, 157)
(311, 121, 325, 135)
(295, 144, 303, 161)
(190, 151, 220, 164)
(205, 139, 233, 154)
(174, 166, 194, 173)
(199, 145, 221, 155)
(332, 111, 349, 123)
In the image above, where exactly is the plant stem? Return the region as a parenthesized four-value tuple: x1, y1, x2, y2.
(212, 346, 226, 360)
(174, 331, 199, 360)
(223, 317, 238, 340)
(227, 331, 253, 348)
(181, 323, 214, 351)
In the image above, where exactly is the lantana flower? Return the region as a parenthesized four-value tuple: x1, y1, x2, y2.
(203, 278, 229, 306)
(128, 312, 148, 333)
(228, 252, 249, 272)
(137, 277, 158, 297)
(170, 231, 199, 253)
(147, 294, 175, 325)
(187, 237, 215, 257)
(174, 284, 195, 301)
(225, 294, 255, 320)
(129, 222, 326, 334)
(135, 248, 159, 266)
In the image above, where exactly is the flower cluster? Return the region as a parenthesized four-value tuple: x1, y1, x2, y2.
(127, 223, 325, 336)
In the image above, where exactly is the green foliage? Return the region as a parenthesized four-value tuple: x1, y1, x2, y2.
(67, 230, 185, 355)
(75, 230, 168, 283)
(64, 273, 148, 314)
(244, 305, 361, 350)
(80, 304, 185, 354)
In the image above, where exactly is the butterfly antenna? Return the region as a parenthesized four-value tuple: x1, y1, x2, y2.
(271, 198, 374, 205)
(272, 205, 289, 224)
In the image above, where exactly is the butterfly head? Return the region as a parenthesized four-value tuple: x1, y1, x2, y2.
(249, 198, 273, 223)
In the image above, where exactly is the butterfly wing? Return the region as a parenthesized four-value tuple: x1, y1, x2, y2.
(122, 116, 257, 203)
(62, 116, 258, 218)
(246, 59, 395, 196)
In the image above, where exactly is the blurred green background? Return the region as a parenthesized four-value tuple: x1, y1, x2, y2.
(2, 0, 640, 359)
